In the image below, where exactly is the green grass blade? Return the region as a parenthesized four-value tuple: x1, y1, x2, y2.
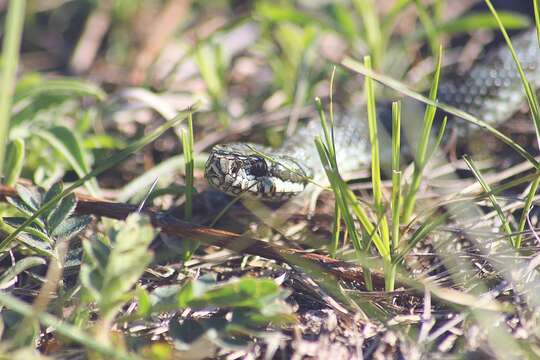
(515, 175, 540, 249)
(181, 111, 195, 220)
(353, 0, 383, 68)
(0, 107, 195, 252)
(484, 0, 540, 249)
(0, 0, 26, 179)
(402, 45, 443, 222)
(391, 101, 402, 253)
(463, 155, 515, 246)
(363, 56, 390, 258)
(340, 57, 539, 167)
(414, 0, 440, 57)
(535, 0, 540, 46)
(484, 0, 540, 148)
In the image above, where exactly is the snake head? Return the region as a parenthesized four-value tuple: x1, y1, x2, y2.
(205, 143, 311, 201)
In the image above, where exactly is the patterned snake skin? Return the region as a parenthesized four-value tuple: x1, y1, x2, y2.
(205, 28, 540, 200)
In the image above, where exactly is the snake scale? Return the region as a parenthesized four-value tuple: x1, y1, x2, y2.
(205, 28, 540, 201)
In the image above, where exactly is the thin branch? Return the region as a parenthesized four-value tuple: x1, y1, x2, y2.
(0, 184, 391, 289)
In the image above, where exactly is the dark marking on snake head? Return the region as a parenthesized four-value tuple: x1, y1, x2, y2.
(249, 159, 268, 177)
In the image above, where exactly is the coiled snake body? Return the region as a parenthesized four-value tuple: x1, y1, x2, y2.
(205, 29, 540, 201)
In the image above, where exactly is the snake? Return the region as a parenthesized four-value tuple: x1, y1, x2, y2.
(205, 28, 540, 201)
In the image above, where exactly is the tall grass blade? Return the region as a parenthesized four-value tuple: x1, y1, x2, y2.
(0, 0, 26, 178)
(535, 0, 540, 46)
(402, 45, 443, 223)
(364, 55, 390, 253)
(463, 155, 515, 246)
(182, 112, 195, 220)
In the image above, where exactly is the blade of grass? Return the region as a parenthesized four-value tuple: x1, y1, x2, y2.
(389, 101, 402, 290)
(463, 155, 515, 246)
(353, 0, 383, 69)
(364, 56, 390, 262)
(535, 0, 540, 46)
(0, 107, 196, 252)
(0, 0, 26, 178)
(402, 45, 443, 223)
(515, 176, 540, 248)
(181, 111, 195, 220)
(328, 66, 341, 257)
(484, 0, 540, 147)
(414, 0, 440, 57)
(484, 0, 540, 250)
(314, 137, 374, 289)
(340, 57, 539, 167)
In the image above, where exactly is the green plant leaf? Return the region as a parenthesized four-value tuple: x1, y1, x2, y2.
(179, 277, 289, 310)
(14, 77, 106, 103)
(47, 193, 77, 233)
(42, 181, 63, 220)
(2, 217, 52, 244)
(0, 256, 46, 289)
(36, 126, 99, 196)
(15, 184, 41, 212)
(51, 215, 92, 240)
(2, 138, 24, 186)
(79, 214, 155, 318)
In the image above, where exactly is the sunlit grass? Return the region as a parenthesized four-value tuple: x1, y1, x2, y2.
(0, 0, 26, 178)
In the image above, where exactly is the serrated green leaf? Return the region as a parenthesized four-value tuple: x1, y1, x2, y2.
(15, 184, 41, 211)
(51, 215, 91, 240)
(6, 197, 36, 219)
(79, 214, 155, 318)
(42, 182, 63, 220)
(47, 193, 77, 233)
(35, 126, 99, 196)
(84, 237, 111, 271)
(0, 256, 46, 289)
(16, 233, 54, 257)
(2, 217, 52, 244)
(79, 264, 103, 304)
(43, 182, 63, 205)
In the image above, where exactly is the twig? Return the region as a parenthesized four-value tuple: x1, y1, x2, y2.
(0, 184, 389, 289)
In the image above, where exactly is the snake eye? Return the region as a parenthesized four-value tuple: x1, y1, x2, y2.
(250, 159, 268, 177)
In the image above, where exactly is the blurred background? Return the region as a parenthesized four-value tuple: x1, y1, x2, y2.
(0, 0, 537, 202)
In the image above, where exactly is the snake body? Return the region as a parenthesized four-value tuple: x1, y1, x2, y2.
(205, 29, 540, 200)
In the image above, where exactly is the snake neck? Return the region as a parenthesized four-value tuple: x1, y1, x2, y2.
(280, 113, 373, 180)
